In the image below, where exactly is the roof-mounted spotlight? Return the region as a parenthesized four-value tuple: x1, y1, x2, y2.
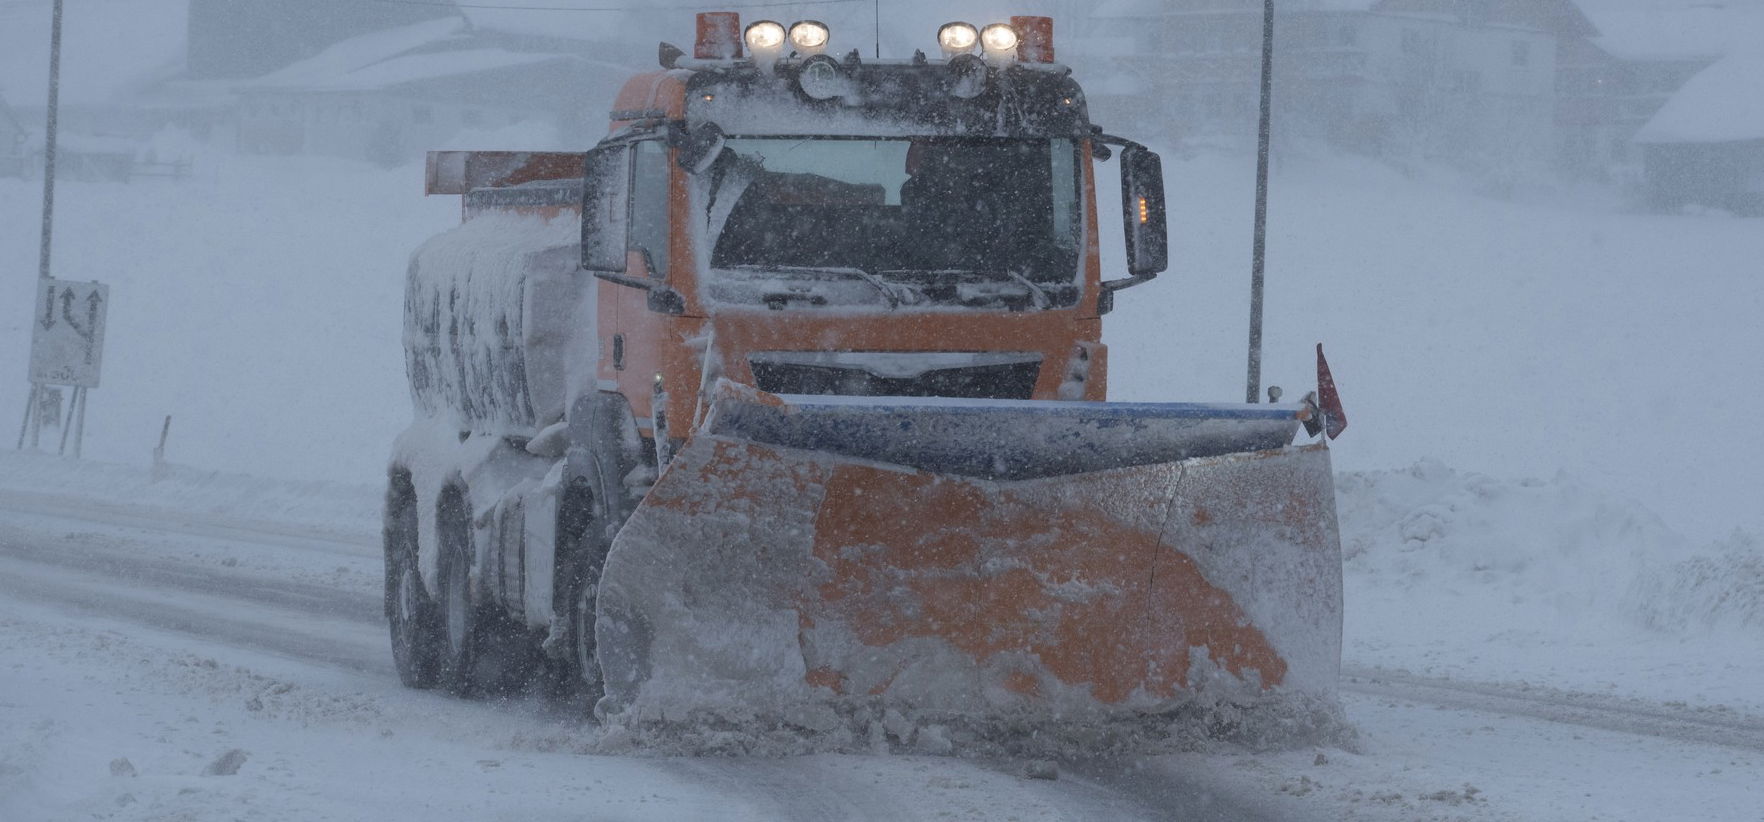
(788, 20, 830, 55)
(980, 22, 1019, 64)
(744, 19, 785, 69)
(937, 22, 979, 56)
(744, 20, 786, 53)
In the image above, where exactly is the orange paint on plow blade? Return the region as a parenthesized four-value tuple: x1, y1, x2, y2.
(807, 462, 1287, 704)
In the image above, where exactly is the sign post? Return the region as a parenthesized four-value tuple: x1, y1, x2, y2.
(20, 278, 107, 456)
(16, 0, 99, 457)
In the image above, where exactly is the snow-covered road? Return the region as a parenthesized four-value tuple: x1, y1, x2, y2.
(0, 494, 1257, 821)
(4, 482, 1762, 821)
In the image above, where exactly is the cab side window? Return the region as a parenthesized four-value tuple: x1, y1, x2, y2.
(630, 141, 671, 278)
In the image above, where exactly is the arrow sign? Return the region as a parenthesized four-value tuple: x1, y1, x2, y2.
(29, 279, 109, 388)
(84, 290, 102, 364)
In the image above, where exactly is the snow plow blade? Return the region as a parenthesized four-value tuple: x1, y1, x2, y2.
(594, 385, 1343, 752)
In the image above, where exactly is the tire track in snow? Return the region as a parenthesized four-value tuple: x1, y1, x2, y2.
(0, 532, 381, 624)
(0, 552, 391, 675)
(1343, 664, 1764, 753)
(0, 489, 375, 559)
(10, 493, 1764, 785)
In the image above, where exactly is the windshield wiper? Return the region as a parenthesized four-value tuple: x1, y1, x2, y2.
(734, 265, 903, 309)
(884, 268, 1055, 310)
(1005, 270, 1052, 310)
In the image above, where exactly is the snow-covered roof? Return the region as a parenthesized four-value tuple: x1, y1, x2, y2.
(458, 7, 646, 43)
(251, 17, 470, 90)
(260, 48, 566, 94)
(1583, 4, 1764, 61)
(1634, 50, 1764, 144)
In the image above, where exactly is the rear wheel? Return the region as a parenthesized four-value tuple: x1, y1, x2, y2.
(436, 484, 538, 697)
(385, 476, 440, 688)
(436, 486, 487, 696)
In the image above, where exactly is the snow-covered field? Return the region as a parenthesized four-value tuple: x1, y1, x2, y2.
(4, 144, 1763, 819)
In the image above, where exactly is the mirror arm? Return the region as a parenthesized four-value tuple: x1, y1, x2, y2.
(1101, 272, 1157, 292)
(585, 248, 686, 315)
(1092, 132, 1147, 152)
(589, 269, 660, 290)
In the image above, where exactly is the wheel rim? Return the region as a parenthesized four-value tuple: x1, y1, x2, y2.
(574, 582, 597, 687)
(396, 567, 421, 647)
(446, 556, 467, 656)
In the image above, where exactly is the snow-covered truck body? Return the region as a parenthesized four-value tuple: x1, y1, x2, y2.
(385, 14, 1345, 751)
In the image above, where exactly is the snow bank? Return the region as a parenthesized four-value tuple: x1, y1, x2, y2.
(1338, 459, 1764, 712)
(1338, 459, 1673, 626)
(1626, 530, 1764, 634)
(0, 451, 378, 541)
(1339, 458, 1764, 641)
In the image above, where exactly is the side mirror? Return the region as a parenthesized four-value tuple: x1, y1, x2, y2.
(673, 122, 726, 175)
(581, 144, 630, 272)
(1120, 145, 1168, 277)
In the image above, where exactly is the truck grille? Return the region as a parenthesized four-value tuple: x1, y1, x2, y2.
(749, 352, 1042, 400)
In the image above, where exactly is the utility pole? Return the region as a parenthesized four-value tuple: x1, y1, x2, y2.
(18, 0, 67, 452)
(39, 0, 63, 281)
(1246, 0, 1274, 403)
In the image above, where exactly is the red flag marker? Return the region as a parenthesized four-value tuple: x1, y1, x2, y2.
(1317, 344, 1347, 440)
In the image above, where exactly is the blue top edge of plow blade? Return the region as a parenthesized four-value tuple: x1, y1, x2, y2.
(710, 395, 1306, 481)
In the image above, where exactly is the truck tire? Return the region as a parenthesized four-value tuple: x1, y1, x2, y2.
(436, 485, 490, 696)
(550, 476, 613, 705)
(385, 473, 440, 689)
(437, 484, 538, 697)
(551, 392, 641, 710)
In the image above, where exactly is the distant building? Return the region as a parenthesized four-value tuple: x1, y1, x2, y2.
(1078, 0, 1591, 174)
(1634, 52, 1764, 215)
(233, 18, 640, 165)
(185, 0, 459, 79)
(1555, 6, 1722, 183)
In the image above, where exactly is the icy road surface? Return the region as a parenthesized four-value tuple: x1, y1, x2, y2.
(3, 473, 1762, 821)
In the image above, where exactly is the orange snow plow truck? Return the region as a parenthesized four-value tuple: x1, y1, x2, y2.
(385, 13, 1347, 751)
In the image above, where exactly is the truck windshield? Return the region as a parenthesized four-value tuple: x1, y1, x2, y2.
(698, 136, 1082, 310)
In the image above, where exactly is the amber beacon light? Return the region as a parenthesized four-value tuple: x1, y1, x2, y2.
(695, 11, 742, 59)
(1013, 16, 1055, 63)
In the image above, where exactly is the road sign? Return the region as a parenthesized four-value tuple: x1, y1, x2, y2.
(29, 278, 108, 388)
